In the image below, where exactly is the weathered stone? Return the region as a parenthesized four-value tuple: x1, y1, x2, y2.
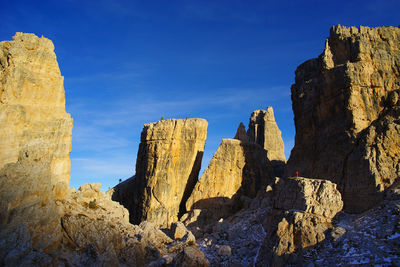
(217, 245, 232, 257)
(113, 119, 207, 228)
(256, 177, 343, 266)
(273, 177, 343, 219)
(343, 105, 400, 212)
(0, 32, 73, 260)
(247, 107, 286, 176)
(186, 139, 273, 216)
(170, 221, 196, 244)
(286, 25, 400, 212)
(173, 246, 210, 267)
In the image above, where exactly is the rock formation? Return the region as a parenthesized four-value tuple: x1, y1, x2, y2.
(286, 25, 400, 212)
(247, 107, 286, 176)
(184, 138, 273, 225)
(0, 32, 73, 258)
(0, 33, 201, 266)
(113, 118, 208, 228)
(256, 177, 343, 266)
(233, 122, 249, 142)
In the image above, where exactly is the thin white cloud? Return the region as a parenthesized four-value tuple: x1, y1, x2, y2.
(72, 157, 134, 176)
(72, 123, 133, 152)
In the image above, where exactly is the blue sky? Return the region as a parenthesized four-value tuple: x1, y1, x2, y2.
(1, 0, 399, 191)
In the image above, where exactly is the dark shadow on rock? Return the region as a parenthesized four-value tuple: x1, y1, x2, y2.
(178, 151, 203, 219)
(111, 175, 139, 223)
(183, 140, 274, 235)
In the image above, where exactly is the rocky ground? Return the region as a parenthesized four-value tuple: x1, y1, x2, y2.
(192, 183, 400, 266)
(304, 184, 400, 266)
(195, 196, 269, 266)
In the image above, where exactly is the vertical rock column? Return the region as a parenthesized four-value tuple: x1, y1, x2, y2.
(247, 107, 286, 176)
(132, 119, 207, 228)
(0, 33, 73, 253)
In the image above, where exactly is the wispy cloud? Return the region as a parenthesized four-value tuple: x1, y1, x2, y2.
(72, 85, 291, 126)
(72, 157, 134, 176)
(72, 123, 133, 152)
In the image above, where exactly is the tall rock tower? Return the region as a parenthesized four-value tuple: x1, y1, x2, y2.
(113, 118, 208, 228)
(286, 25, 400, 212)
(247, 107, 286, 176)
(0, 33, 73, 251)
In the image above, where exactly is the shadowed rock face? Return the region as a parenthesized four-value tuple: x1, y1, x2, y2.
(186, 139, 273, 214)
(286, 25, 400, 212)
(247, 107, 286, 177)
(0, 33, 73, 254)
(113, 119, 208, 228)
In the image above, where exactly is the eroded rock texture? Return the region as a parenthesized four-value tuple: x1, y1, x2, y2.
(247, 107, 286, 176)
(184, 139, 273, 224)
(113, 119, 208, 228)
(256, 177, 343, 266)
(286, 25, 400, 212)
(0, 33, 73, 259)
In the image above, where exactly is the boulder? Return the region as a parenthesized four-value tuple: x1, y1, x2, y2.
(172, 246, 210, 267)
(256, 177, 343, 266)
(170, 221, 196, 244)
(286, 25, 400, 212)
(112, 118, 207, 227)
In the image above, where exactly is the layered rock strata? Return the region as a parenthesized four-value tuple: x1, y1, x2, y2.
(247, 107, 286, 176)
(0, 33, 73, 256)
(113, 118, 208, 228)
(286, 25, 400, 212)
(256, 177, 343, 266)
(185, 138, 273, 222)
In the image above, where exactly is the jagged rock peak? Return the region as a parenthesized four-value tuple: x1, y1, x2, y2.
(286, 25, 400, 212)
(247, 107, 286, 163)
(113, 118, 208, 228)
(233, 122, 249, 142)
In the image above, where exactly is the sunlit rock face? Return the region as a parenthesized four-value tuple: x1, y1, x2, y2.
(185, 138, 273, 221)
(0, 33, 73, 255)
(113, 118, 208, 228)
(256, 177, 343, 266)
(286, 25, 400, 212)
(247, 107, 286, 176)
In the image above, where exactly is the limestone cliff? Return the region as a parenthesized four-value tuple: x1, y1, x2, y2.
(185, 139, 273, 221)
(113, 118, 208, 228)
(247, 107, 286, 176)
(286, 25, 400, 212)
(0, 33, 73, 255)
